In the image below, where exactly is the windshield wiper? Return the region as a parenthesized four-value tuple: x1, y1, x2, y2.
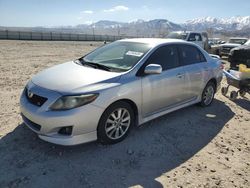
(86, 62, 111, 71)
(78, 58, 111, 72)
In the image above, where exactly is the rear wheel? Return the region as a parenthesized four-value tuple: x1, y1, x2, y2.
(200, 82, 216, 107)
(97, 101, 135, 144)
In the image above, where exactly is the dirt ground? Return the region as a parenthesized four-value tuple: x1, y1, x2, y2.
(0, 40, 249, 188)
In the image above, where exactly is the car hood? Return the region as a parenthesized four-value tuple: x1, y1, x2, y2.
(220, 43, 241, 48)
(231, 44, 250, 51)
(32, 61, 122, 93)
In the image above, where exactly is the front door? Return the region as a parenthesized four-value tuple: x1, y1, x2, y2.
(140, 45, 188, 117)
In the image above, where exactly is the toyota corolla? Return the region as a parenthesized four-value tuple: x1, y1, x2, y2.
(20, 38, 223, 145)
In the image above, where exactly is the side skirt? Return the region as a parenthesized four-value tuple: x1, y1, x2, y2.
(138, 97, 200, 125)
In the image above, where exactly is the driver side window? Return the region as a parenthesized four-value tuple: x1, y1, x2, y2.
(146, 45, 179, 71)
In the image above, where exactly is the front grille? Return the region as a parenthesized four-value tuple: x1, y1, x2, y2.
(21, 113, 41, 131)
(25, 88, 47, 107)
(222, 47, 233, 53)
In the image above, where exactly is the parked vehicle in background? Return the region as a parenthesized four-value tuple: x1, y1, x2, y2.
(208, 38, 225, 46)
(219, 38, 248, 57)
(228, 39, 250, 70)
(20, 38, 223, 146)
(208, 38, 227, 55)
(218, 41, 226, 44)
(166, 31, 209, 51)
(208, 38, 221, 46)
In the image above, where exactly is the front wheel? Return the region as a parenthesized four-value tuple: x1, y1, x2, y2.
(97, 101, 135, 144)
(200, 82, 216, 107)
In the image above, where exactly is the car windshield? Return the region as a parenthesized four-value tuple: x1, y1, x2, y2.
(229, 39, 247, 44)
(167, 32, 188, 40)
(81, 41, 151, 72)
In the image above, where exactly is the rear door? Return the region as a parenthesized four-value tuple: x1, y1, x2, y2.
(177, 44, 208, 99)
(140, 45, 188, 117)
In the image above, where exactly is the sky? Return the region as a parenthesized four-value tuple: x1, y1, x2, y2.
(0, 0, 249, 27)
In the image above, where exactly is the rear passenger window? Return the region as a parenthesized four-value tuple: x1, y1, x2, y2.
(178, 45, 206, 65)
(146, 45, 179, 70)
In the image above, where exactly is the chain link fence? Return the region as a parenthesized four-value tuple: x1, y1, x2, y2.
(0, 30, 134, 41)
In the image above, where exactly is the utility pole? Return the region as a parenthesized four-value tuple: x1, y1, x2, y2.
(117, 25, 120, 37)
(92, 24, 95, 36)
(92, 23, 95, 41)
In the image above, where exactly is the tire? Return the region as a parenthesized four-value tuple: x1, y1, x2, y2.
(230, 91, 238, 100)
(200, 82, 216, 107)
(216, 49, 220, 56)
(221, 87, 228, 96)
(97, 101, 135, 144)
(239, 90, 246, 97)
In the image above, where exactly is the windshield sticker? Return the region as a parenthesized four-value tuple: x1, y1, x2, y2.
(126, 51, 144, 57)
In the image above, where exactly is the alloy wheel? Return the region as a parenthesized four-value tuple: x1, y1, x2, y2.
(203, 85, 215, 105)
(105, 108, 131, 140)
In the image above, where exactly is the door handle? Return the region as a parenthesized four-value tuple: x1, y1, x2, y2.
(176, 73, 184, 78)
(204, 67, 209, 71)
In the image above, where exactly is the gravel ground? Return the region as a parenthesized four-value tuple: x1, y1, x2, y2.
(0, 40, 249, 188)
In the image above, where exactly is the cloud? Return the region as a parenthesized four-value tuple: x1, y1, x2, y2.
(104, 5, 129, 13)
(82, 10, 93, 14)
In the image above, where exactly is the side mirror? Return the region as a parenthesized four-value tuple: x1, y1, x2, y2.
(144, 64, 162, 75)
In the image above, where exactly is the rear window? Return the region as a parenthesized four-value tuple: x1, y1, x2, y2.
(178, 45, 206, 65)
(229, 39, 248, 45)
(167, 32, 188, 40)
(188, 33, 202, 41)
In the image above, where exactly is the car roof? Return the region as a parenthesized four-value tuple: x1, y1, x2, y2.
(169, 31, 204, 34)
(119, 38, 190, 47)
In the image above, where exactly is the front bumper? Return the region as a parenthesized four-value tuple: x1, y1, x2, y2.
(220, 47, 235, 56)
(38, 131, 97, 146)
(20, 85, 104, 146)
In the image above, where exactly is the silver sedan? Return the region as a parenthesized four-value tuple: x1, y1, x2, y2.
(20, 38, 223, 145)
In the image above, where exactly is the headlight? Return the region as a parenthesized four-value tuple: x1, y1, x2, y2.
(50, 94, 99, 110)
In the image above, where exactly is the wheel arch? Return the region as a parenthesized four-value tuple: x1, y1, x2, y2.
(100, 98, 139, 126)
(207, 78, 217, 91)
(96, 98, 139, 144)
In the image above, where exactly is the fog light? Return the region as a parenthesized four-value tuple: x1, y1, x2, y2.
(58, 126, 73, 135)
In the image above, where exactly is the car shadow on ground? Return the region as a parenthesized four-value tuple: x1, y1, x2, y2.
(232, 98, 250, 111)
(0, 99, 234, 188)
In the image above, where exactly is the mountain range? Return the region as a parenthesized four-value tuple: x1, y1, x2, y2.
(1, 16, 250, 37)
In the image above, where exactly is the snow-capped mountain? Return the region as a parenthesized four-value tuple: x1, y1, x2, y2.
(78, 19, 184, 37)
(1, 16, 249, 37)
(83, 16, 250, 36)
(91, 20, 124, 29)
(185, 16, 250, 31)
(89, 19, 182, 30)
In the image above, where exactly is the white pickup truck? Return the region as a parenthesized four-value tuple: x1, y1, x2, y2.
(167, 31, 209, 51)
